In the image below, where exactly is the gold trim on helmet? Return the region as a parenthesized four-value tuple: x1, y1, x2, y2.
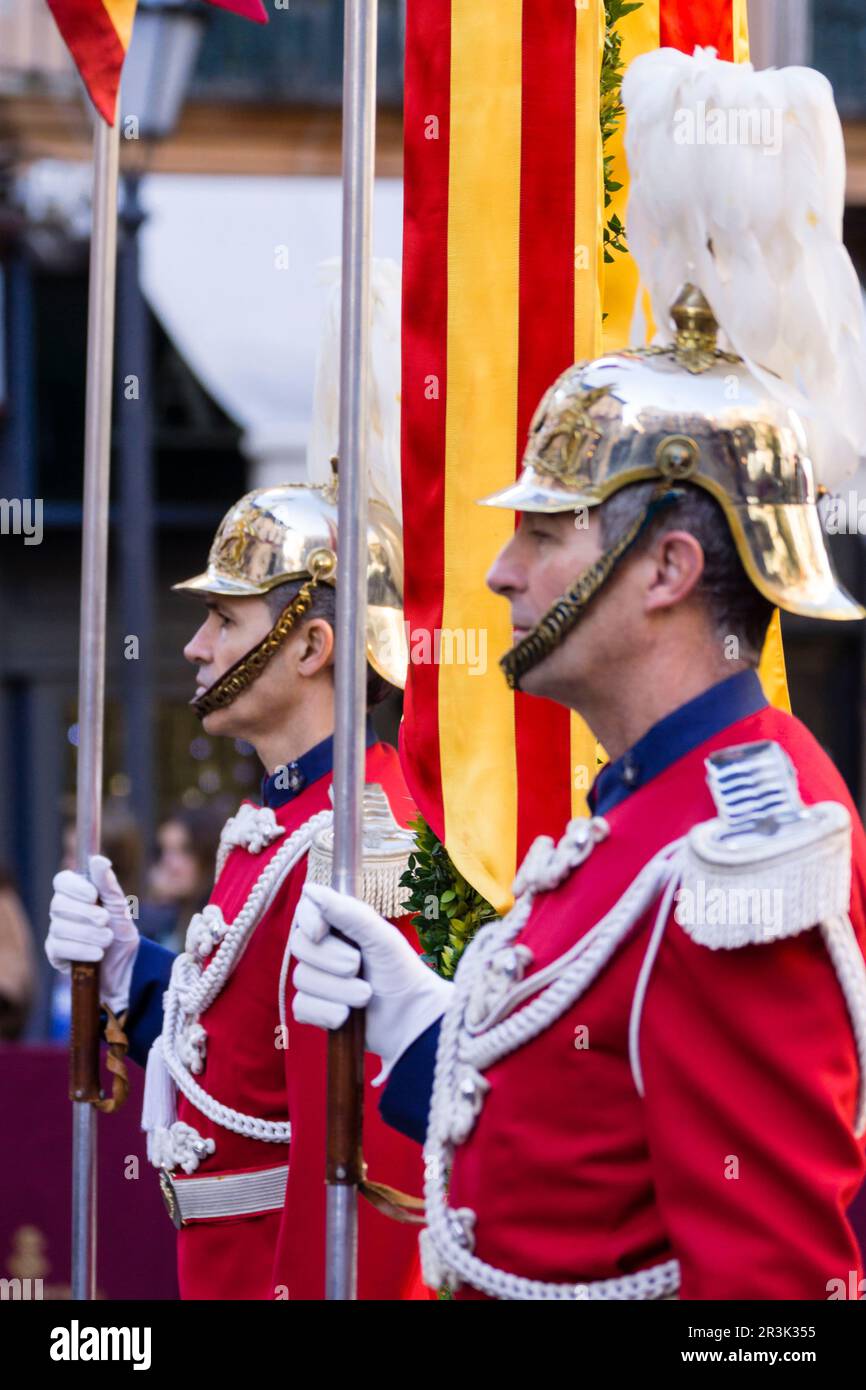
(173, 481, 409, 688)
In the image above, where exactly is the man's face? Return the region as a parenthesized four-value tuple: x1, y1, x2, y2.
(486, 509, 639, 708)
(182, 594, 310, 738)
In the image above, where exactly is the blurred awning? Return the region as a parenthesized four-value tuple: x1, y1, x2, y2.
(139, 173, 403, 478)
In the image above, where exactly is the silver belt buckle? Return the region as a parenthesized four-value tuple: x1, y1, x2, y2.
(159, 1168, 185, 1230)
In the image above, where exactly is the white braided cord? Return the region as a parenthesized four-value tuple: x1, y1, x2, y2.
(278, 930, 293, 1044)
(159, 810, 332, 1147)
(628, 858, 685, 1099)
(459, 844, 684, 1076)
(423, 825, 685, 1299)
(214, 803, 286, 883)
(819, 913, 866, 1136)
(423, 805, 866, 1297)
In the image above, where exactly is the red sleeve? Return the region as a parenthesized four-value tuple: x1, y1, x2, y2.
(270, 877, 427, 1301)
(640, 915, 865, 1300)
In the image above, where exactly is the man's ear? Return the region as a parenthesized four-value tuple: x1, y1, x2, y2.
(296, 618, 335, 677)
(643, 530, 705, 614)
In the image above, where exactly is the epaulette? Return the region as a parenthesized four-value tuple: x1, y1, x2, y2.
(676, 740, 851, 949)
(305, 783, 415, 919)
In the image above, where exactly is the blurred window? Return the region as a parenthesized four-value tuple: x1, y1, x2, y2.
(191, 1, 404, 107)
(813, 0, 866, 117)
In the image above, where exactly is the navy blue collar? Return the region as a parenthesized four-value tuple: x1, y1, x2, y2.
(588, 669, 767, 818)
(261, 718, 378, 809)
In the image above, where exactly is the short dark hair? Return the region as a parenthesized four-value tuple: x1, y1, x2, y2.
(263, 578, 394, 708)
(598, 482, 774, 664)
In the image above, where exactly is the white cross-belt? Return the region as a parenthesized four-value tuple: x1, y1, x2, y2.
(172, 1164, 289, 1222)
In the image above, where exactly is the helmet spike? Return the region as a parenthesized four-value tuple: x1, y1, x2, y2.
(307, 258, 403, 525)
(670, 284, 719, 352)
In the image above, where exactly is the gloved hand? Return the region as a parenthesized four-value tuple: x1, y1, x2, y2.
(46, 854, 140, 1015)
(291, 882, 452, 1083)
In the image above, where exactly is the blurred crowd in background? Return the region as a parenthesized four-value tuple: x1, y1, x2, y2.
(0, 802, 223, 1041)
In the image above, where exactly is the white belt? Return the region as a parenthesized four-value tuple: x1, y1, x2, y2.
(160, 1164, 289, 1228)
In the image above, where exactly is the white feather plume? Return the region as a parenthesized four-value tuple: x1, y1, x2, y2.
(306, 257, 403, 522)
(622, 45, 866, 488)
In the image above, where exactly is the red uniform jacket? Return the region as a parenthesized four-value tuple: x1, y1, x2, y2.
(447, 706, 866, 1299)
(174, 741, 424, 1300)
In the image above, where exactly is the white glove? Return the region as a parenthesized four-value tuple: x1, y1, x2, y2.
(291, 882, 452, 1083)
(46, 854, 140, 1015)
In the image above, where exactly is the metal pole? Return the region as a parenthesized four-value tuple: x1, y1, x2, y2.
(118, 171, 156, 855)
(70, 111, 120, 1302)
(326, 0, 378, 1302)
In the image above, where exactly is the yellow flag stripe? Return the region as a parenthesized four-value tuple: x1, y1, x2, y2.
(570, 0, 606, 818)
(758, 610, 791, 713)
(601, 0, 660, 354)
(103, 0, 137, 51)
(732, 0, 750, 64)
(574, 0, 604, 365)
(440, 0, 523, 912)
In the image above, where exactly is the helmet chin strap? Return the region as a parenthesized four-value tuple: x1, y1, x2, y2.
(500, 487, 684, 691)
(192, 577, 320, 721)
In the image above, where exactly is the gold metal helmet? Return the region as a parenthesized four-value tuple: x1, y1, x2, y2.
(174, 475, 408, 717)
(480, 285, 865, 690)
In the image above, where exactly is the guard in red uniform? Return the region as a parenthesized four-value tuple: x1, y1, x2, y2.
(46, 471, 426, 1300)
(290, 48, 866, 1300)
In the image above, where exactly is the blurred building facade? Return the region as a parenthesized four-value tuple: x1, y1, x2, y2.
(0, 0, 865, 1035)
(0, 1, 406, 1033)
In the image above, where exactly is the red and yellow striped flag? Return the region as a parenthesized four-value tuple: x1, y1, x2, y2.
(401, 0, 788, 913)
(600, 0, 789, 722)
(45, 0, 267, 125)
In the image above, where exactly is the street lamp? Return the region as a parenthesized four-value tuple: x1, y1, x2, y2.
(120, 0, 210, 141)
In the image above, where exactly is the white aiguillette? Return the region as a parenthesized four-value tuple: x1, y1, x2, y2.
(306, 783, 416, 919)
(679, 740, 852, 949)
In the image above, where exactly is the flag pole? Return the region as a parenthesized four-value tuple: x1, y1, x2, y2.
(326, 0, 378, 1301)
(70, 107, 121, 1302)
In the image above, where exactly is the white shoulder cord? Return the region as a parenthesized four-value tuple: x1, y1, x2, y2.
(625, 890, 866, 1138)
(421, 833, 684, 1300)
(278, 922, 295, 1044)
(819, 913, 866, 1136)
(628, 854, 685, 1098)
(626, 878, 866, 1135)
(155, 810, 333, 1153)
(214, 803, 288, 883)
(460, 841, 685, 1076)
(422, 791, 866, 1296)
